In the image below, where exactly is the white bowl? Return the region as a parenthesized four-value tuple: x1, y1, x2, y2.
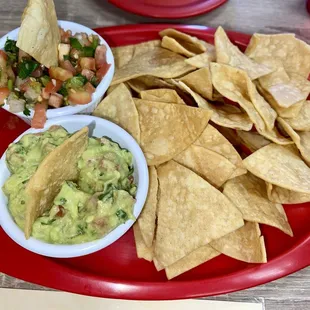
(0, 20, 115, 125)
(0, 115, 149, 258)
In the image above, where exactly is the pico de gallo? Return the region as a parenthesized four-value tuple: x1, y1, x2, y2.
(0, 27, 111, 128)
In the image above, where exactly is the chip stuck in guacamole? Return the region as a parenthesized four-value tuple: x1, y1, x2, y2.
(2, 126, 136, 244)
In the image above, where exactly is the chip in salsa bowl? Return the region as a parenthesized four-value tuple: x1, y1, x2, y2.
(0, 115, 148, 258)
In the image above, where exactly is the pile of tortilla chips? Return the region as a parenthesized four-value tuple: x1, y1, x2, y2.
(93, 26, 310, 279)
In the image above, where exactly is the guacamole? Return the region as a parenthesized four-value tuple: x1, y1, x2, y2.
(3, 126, 137, 244)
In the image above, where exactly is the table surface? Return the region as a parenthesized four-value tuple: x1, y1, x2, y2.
(0, 0, 310, 309)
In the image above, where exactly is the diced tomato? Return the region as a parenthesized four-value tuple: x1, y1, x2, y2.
(42, 79, 63, 99)
(96, 62, 111, 80)
(79, 57, 96, 71)
(81, 69, 95, 81)
(31, 66, 43, 78)
(59, 28, 72, 44)
(84, 82, 96, 94)
(49, 67, 73, 81)
(59, 60, 76, 75)
(48, 93, 63, 108)
(0, 87, 10, 104)
(81, 33, 91, 46)
(68, 89, 92, 105)
(95, 45, 107, 69)
(0, 50, 7, 62)
(19, 78, 31, 92)
(18, 49, 30, 62)
(31, 101, 47, 129)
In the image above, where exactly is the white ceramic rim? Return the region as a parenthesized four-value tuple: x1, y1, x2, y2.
(0, 115, 149, 258)
(0, 20, 115, 119)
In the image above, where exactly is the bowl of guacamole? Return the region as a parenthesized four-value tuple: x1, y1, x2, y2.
(0, 115, 149, 258)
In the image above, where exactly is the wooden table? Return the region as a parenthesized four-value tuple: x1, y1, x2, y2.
(0, 0, 309, 309)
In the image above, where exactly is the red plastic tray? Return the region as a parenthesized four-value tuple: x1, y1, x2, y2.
(108, 0, 228, 19)
(0, 24, 309, 300)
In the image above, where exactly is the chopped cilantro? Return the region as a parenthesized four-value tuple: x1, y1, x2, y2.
(18, 59, 39, 79)
(23, 107, 31, 116)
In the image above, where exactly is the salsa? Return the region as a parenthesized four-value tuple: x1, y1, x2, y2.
(0, 28, 111, 128)
(3, 126, 136, 244)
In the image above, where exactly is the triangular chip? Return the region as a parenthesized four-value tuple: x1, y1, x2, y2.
(215, 26, 272, 80)
(185, 51, 216, 68)
(112, 40, 161, 69)
(283, 101, 310, 131)
(161, 36, 196, 57)
(266, 183, 310, 204)
(210, 222, 267, 263)
(137, 166, 158, 247)
(92, 83, 140, 142)
(243, 144, 310, 194)
(159, 28, 207, 54)
(245, 33, 310, 78)
(177, 81, 253, 131)
(223, 173, 293, 236)
(140, 89, 185, 104)
(237, 130, 271, 152)
(133, 223, 153, 262)
(24, 127, 89, 238)
(111, 47, 195, 85)
(165, 245, 220, 280)
(153, 257, 164, 271)
(179, 67, 213, 101)
(127, 76, 175, 94)
(155, 160, 244, 267)
(134, 99, 212, 165)
(16, 0, 60, 68)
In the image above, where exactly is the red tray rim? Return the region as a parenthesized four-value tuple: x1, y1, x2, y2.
(108, 0, 228, 19)
(1, 23, 310, 300)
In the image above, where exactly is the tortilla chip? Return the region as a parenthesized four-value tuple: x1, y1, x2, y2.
(140, 89, 185, 104)
(92, 83, 140, 143)
(112, 40, 161, 69)
(278, 118, 310, 166)
(266, 183, 310, 204)
(133, 223, 153, 262)
(24, 127, 89, 238)
(245, 33, 310, 78)
(237, 130, 271, 152)
(284, 101, 310, 131)
(153, 257, 164, 271)
(210, 63, 276, 131)
(223, 173, 293, 236)
(179, 67, 213, 101)
(215, 27, 272, 80)
(155, 160, 244, 267)
(161, 36, 196, 58)
(177, 81, 253, 131)
(16, 0, 60, 67)
(210, 222, 267, 263)
(137, 166, 158, 247)
(243, 143, 310, 194)
(159, 28, 207, 54)
(127, 76, 174, 94)
(165, 245, 220, 280)
(135, 99, 212, 166)
(185, 51, 216, 68)
(112, 47, 195, 85)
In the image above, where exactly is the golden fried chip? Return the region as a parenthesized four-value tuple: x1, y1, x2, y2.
(177, 81, 253, 131)
(112, 47, 195, 85)
(245, 33, 310, 78)
(165, 245, 220, 280)
(278, 118, 310, 166)
(127, 76, 174, 94)
(137, 166, 158, 247)
(140, 89, 185, 104)
(243, 144, 310, 194)
(266, 183, 310, 204)
(153, 257, 164, 271)
(133, 223, 153, 262)
(283, 101, 310, 131)
(159, 28, 207, 54)
(210, 222, 267, 263)
(92, 83, 140, 143)
(223, 173, 293, 236)
(179, 67, 213, 101)
(155, 160, 244, 267)
(16, 0, 60, 67)
(215, 27, 272, 80)
(135, 99, 212, 166)
(185, 51, 216, 68)
(112, 40, 161, 69)
(237, 130, 271, 152)
(161, 36, 196, 57)
(24, 127, 89, 238)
